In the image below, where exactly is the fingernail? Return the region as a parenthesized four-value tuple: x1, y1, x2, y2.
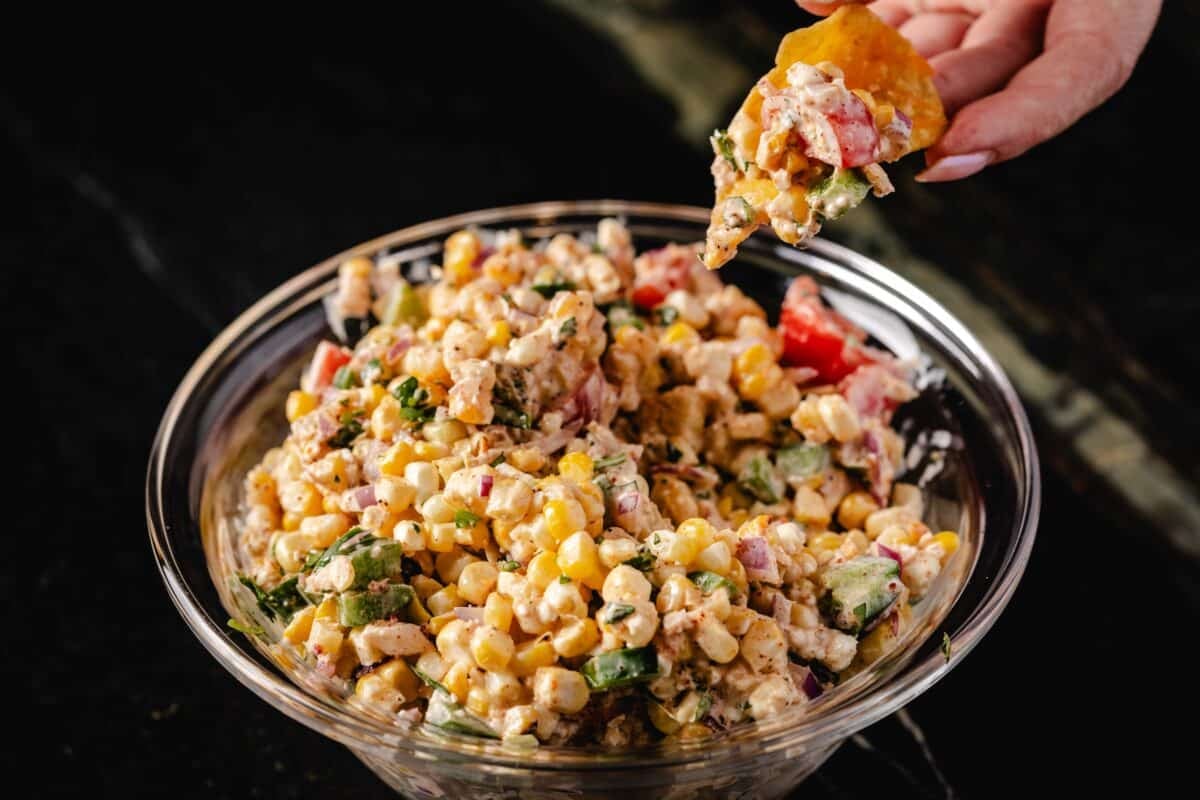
(915, 151, 995, 183)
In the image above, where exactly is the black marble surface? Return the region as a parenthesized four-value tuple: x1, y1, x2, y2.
(10, 3, 1199, 798)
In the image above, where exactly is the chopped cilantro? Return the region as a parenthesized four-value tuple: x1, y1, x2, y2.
(712, 128, 739, 171)
(558, 575, 572, 584)
(361, 358, 384, 385)
(623, 550, 656, 571)
(392, 376, 435, 426)
(327, 414, 364, 448)
(490, 453, 506, 467)
(498, 560, 520, 572)
(454, 509, 481, 528)
(655, 306, 679, 326)
(531, 279, 576, 298)
(604, 603, 636, 623)
(493, 404, 532, 430)
(559, 317, 578, 339)
(332, 365, 358, 390)
(593, 453, 626, 470)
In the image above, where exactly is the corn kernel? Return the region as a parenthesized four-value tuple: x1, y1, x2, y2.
(614, 326, 642, 348)
(471, 626, 515, 671)
(282, 511, 303, 531)
(734, 343, 774, 378)
(552, 617, 600, 658)
(436, 548, 477, 583)
(484, 593, 513, 632)
(837, 491, 880, 531)
(507, 447, 546, 473)
(423, 418, 468, 444)
(466, 686, 491, 716)
(427, 611, 457, 635)
(486, 319, 512, 348)
(379, 441, 416, 476)
(458, 561, 499, 605)
(693, 540, 732, 574)
(314, 596, 339, 622)
(426, 521, 457, 553)
(283, 605, 315, 645)
(557, 532, 600, 583)
(482, 254, 522, 286)
(510, 638, 557, 677)
(376, 658, 420, 702)
(810, 532, 843, 551)
(526, 551, 561, 591)
(355, 674, 402, 710)
(444, 230, 480, 286)
(426, 585, 463, 616)
(679, 723, 711, 741)
(442, 661, 471, 703)
(557, 452, 594, 483)
(543, 498, 586, 544)
(677, 517, 715, 552)
(934, 531, 960, 557)
(286, 390, 318, 422)
(415, 441, 450, 460)
(532, 666, 589, 714)
(660, 322, 700, 347)
(411, 574, 442, 601)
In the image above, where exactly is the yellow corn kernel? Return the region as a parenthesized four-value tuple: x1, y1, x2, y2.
(285, 390, 318, 422)
(426, 585, 463, 616)
(471, 626, 515, 671)
(510, 638, 557, 677)
(838, 491, 880, 531)
(726, 556, 749, 593)
(458, 561, 499, 605)
(507, 447, 546, 473)
(376, 658, 420, 702)
(679, 723, 711, 741)
(444, 229, 480, 282)
(614, 326, 642, 348)
(281, 511, 303, 531)
(543, 498, 586, 544)
(482, 254, 522, 286)
(411, 574, 442, 601)
(423, 418, 468, 445)
(526, 551, 561, 591)
(364, 383, 387, 409)
(321, 495, 340, 514)
(552, 617, 600, 658)
(415, 441, 450, 460)
(492, 519, 516, 550)
(426, 522, 457, 553)
(810, 532, 843, 551)
(486, 319, 512, 348)
(934, 531, 960, 557)
(283, 605, 315, 645)
(557, 531, 600, 583)
(660, 322, 699, 347)
(280, 481, 323, 516)
(314, 595, 339, 622)
(677, 518, 715, 552)
(466, 686, 491, 716)
(442, 661, 471, 703)
(557, 452, 594, 484)
(739, 366, 784, 400)
(734, 343, 774, 378)
(484, 593, 513, 632)
(354, 674, 401, 709)
(716, 495, 734, 518)
(379, 441, 416, 476)
(436, 548, 477, 583)
(427, 611, 457, 635)
(693, 540, 732, 575)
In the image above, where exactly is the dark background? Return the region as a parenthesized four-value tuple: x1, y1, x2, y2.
(8, 2, 1199, 797)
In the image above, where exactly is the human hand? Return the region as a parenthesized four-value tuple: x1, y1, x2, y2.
(795, 1, 1161, 181)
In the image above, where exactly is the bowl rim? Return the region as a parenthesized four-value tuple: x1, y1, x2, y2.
(147, 199, 1039, 768)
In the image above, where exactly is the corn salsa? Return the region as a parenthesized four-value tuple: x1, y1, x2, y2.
(232, 220, 959, 746)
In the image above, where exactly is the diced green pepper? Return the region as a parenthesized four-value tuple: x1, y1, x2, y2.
(332, 365, 358, 389)
(337, 583, 414, 627)
(345, 539, 406, 589)
(738, 456, 784, 504)
(819, 556, 902, 635)
(687, 571, 738, 598)
(806, 168, 872, 221)
(776, 444, 830, 480)
(581, 646, 658, 690)
(380, 280, 427, 327)
(425, 689, 500, 739)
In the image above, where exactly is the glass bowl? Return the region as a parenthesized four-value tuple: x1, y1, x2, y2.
(147, 201, 1039, 799)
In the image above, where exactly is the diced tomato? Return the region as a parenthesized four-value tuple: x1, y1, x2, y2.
(304, 340, 353, 392)
(825, 97, 880, 168)
(632, 244, 692, 309)
(632, 283, 667, 310)
(779, 276, 873, 383)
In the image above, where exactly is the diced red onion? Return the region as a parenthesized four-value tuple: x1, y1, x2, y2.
(735, 537, 770, 570)
(351, 485, 377, 510)
(877, 542, 902, 567)
(737, 537, 780, 584)
(530, 422, 582, 456)
(454, 607, 485, 622)
(890, 611, 900, 636)
(316, 413, 337, 438)
(387, 338, 412, 362)
(802, 670, 824, 700)
(617, 493, 641, 515)
(479, 474, 494, 498)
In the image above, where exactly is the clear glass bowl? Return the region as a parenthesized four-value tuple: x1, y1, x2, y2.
(147, 201, 1039, 799)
